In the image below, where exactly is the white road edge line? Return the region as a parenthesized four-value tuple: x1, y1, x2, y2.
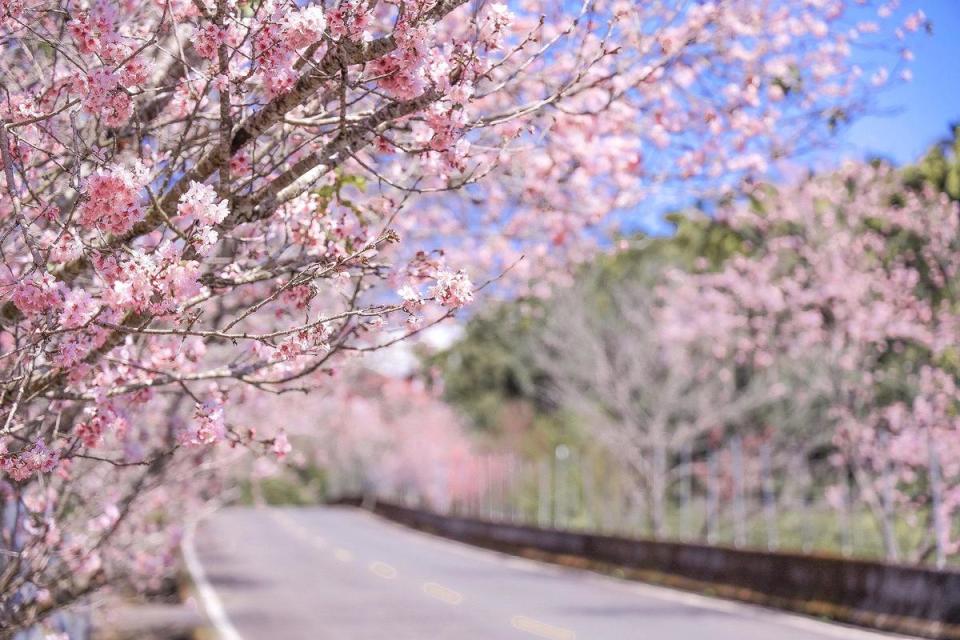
(182, 520, 244, 640)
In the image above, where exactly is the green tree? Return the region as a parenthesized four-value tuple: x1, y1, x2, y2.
(902, 123, 960, 201)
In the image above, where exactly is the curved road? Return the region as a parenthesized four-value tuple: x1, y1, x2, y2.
(191, 506, 911, 640)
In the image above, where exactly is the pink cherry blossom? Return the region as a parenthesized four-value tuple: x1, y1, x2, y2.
(272, 430, 292, 460)
(182, 393, 226, 446)
(430, 269, 474, 309)
(11, 272, 61, 316)
(177, 181, 230, 226)
(59, 288, 97, 328)
(1, 440, 59, 482)
(76, 166, 146, 233)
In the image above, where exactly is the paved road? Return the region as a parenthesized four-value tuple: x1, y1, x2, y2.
(192, 506, 907, 640)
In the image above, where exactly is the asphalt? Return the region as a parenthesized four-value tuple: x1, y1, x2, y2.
(193, 506, 909, 640)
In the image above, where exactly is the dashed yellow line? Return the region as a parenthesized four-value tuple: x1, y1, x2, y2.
(369, 561, 398, 579)
(272, 509, 572, 640)
(422, 582, 464, 605)
(510, 615, 576, 640)
(271, 511, 333, 555)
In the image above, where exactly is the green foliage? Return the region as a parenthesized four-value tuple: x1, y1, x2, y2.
(661, 211, 747, 269)
(902, 123, 960, 201)
(429, 301, 547, 432)
(239, 464, 328, 506)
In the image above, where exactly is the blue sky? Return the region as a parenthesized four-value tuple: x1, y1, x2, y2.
(842, 0, 960, 165)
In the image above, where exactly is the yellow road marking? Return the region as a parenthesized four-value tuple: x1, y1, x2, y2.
(333, 548, 353, 562)
(369, 561, 398, 579)
(269, 510, 315, 542)
(272, 512, 332, 554)
(510, 615, 576, 640)
(422, 582, 464, 605)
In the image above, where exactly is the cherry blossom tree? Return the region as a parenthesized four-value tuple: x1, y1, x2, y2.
(0, 0, 919, 631)
(257, 369, 490, 510)
(534, 257, 841, 536)
(665, 163, 960, 562)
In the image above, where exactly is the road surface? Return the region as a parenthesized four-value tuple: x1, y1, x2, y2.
(191, 506, 908, 640)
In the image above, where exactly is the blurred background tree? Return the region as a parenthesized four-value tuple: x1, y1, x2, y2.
(421, 126, 960, 563)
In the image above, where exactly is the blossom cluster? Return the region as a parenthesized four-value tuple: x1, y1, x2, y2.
(76, 165, 148, 234)
(182, 392, 227, 446)
(177, 181, 230, 254)
(0, 440, 59, 482)
(430, 269, 474, 309)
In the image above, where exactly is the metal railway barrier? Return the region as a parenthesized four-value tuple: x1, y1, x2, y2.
(336, 497, 960, 640)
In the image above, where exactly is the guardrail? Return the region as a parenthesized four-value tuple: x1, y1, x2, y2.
(337, 497, 960, 639)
